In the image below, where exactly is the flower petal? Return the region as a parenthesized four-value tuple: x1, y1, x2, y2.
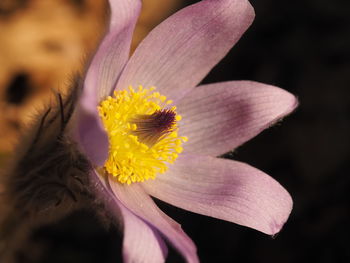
(81, 0, 141, 113)
(116, 0, 254, 101)
(177, 81, 298, 156)
(120, 204, 168, 263)
(143, 155, 293, 235)
(76, 109, 108, 166)
(89, 170, 167, 263)
(108, 179, 199, 263)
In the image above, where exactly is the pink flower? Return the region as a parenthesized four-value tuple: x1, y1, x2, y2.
(76, 0, 298, 262)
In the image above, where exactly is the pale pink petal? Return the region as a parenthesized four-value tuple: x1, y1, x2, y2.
(116, 0, 254, 102)
(108, 179, 199, 263)
(81, 0, 141, 113)
(177, 81, 298, 156)
(89, 170, 167, 263)
(78, 0, 141, 164)
(142, 155, 293, 235)
(120, 204, 168, 263)
(77, 109, 108, 166)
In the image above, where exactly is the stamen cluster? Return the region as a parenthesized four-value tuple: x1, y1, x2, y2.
(98, 86, 187, 184)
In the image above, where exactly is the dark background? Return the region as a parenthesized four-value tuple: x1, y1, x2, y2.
(23, 0, 350, 262)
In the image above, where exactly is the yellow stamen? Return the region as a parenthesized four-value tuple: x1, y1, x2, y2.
(98, 86, 187, 185)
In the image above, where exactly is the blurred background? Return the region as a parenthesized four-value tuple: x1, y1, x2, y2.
(0, 0, 349, 262)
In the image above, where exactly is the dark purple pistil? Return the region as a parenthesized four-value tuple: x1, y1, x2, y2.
(131, 109, 176, 146)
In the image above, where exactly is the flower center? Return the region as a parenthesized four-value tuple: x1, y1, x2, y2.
(98, 86, 187, 185)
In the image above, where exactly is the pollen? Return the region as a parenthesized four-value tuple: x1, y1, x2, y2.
(98, 86, 187, 185)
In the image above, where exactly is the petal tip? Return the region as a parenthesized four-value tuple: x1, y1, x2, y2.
(266, 186, 293, 235)
(244, 0, 256, 22)
(281, 89, 299, 114)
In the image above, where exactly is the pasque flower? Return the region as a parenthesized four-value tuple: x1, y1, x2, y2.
(76, 0, 298, 262)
